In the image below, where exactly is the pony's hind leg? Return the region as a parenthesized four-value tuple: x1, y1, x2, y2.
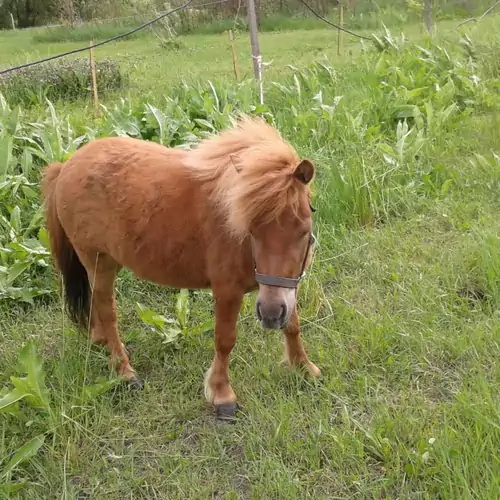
(83, 252, 142, 389)
(283, 307, 321, 378)
(204, 288, 243, 421)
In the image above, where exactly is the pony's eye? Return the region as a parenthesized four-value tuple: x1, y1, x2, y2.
(309, 234, 317, 247)
(309, 203, 316, 213)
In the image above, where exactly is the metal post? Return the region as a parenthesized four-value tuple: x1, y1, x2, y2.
(337, 3, 344, 56)
(247, 0, 261, 80)
(424, 0, 432, 34)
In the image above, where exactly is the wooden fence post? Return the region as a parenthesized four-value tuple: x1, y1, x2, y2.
(337, 3, 344, 56)
(228, 29, 240, 81)
(89, 41, 100, 118)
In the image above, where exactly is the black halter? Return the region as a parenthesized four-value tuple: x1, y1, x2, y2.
(253, 202, 317, 289)
(254, 232, 317, 289)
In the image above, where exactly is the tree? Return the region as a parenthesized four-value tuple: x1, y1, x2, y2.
(0, 0, 59, 29)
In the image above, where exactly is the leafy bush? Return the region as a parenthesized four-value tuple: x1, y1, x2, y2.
(136, 289, 214, 346)
(32, 19, 150, 44)
(0, 58, 126, 107)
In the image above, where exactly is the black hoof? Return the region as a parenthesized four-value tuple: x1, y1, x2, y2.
(215, 402, 240, 422)
(128, 377, 145, 391)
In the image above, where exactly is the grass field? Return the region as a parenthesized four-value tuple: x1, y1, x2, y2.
(1, 13, 500, 499)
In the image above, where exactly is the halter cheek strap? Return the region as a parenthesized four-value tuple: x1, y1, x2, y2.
(253, 233, 316, 289)
(254, 272, 305, 289)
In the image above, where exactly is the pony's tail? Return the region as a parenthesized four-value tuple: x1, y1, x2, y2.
(42, 163, 91, 330)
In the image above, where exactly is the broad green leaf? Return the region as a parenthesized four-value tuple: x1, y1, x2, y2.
(207, 80, 220, 111)
(18, 341, 50, 409)
(9, 239, 49, 256)
(162, 326, 182, 344)
(377, 143, 395, 156)
(0, 481, 27, 493)
(10, 206, 21, 235)
(473, 153, 490, 169)
(6, 261, 32, 286)
(405, 87, 426, 99)
(20, 148, 33, 176)
(395, 104, 419, 119)
(0, 388, 30, 412)
(21, 185, 38, 200)
(0, 435, 45, 479)
(20, 287, 47, 304)
(6, 105, 21, 136)
(135, 303, 174, 332)
(190, 318, 215, 336)
(0, 285, 45, 304)
(440, 178, 453, 196)
(145, 104, 166, 143)
(194, 119, 215, 132)
(293, 73, 301, 99)
(81, 377, 121, 404)
(0, 92, 7, 114)
(271, 82, 292, 96)
(38, 228, 50, 250)
(10, 377, 45, 408)
(24, 145, 49, 164)
(0, 214, 15, 240)
(176, 289, 190, 329)
(0, 135, 13, 180)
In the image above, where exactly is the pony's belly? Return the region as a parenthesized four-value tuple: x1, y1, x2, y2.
(119, 249, 211, 290)
(134, 267, 211, 289)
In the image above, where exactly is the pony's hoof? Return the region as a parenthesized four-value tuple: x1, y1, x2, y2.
(215, 402, 240, 422)
(307, 362, 322, 378)
(128, 377, 144, 391)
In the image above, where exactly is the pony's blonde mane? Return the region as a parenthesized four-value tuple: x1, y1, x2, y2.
(185, 116, 308, 238)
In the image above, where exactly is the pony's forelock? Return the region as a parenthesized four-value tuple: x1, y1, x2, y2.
(185, 116, 309, 238)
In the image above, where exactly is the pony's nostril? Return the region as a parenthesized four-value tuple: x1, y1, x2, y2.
(279, 303, 288, 324)
(256, 301, 263, 321)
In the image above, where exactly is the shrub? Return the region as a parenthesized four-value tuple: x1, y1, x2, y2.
(32, 19, 149, 44)
(0, 58, 126, 107)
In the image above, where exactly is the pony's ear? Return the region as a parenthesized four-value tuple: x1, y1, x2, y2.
(230, 154, 242, 173)
(293, 159, 315, 185)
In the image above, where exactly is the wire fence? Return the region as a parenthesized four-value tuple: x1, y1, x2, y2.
(1, 0, 377, 76)
(3, 0, 498, 33)
(1, 1, 498, 79)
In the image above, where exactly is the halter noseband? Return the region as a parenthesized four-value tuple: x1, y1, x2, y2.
(254, 233, 317, 289)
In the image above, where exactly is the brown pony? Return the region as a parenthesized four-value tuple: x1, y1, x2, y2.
(42, 116, 320, 420)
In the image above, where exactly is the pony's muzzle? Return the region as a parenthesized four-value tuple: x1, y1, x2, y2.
(256, 298, 287, 330)
(256, 286, 296, 330)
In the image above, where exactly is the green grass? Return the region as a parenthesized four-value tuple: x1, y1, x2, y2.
(1, 13, 500, 498)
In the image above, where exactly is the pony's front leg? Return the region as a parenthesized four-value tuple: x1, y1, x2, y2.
(283, 307, 321, 377)
(204, 290, 243, 421)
